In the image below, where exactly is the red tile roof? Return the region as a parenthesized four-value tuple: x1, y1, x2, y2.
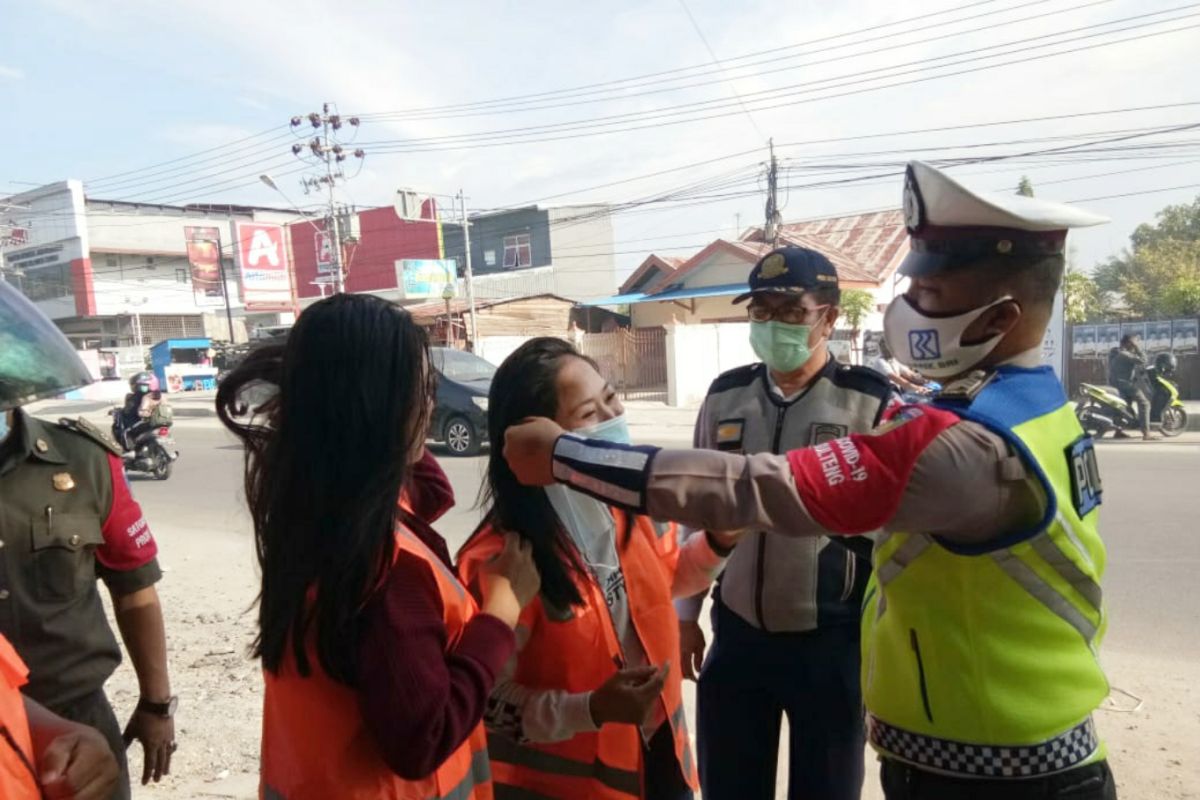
(748, 209, 909, 283)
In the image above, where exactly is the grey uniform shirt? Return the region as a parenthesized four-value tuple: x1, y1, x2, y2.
(678, 358, 889, 632)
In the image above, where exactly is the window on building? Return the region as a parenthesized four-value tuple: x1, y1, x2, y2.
(21, 264, 72, 302)
(175, 268, 190, 284)
(502, 234, 532, 269)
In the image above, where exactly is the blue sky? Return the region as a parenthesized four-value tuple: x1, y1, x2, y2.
(3, 0, 1199, 282)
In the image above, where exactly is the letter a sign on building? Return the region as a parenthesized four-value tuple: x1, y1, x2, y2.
(235, 222, 293, 311)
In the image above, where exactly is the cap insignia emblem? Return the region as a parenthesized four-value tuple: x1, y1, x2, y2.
(760, 253, 787, 279)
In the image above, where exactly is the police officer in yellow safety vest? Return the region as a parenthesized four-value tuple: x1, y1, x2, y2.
(501, 161, 1118, 800)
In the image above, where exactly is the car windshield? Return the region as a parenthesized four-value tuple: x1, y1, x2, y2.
(432, 348, 497, 382)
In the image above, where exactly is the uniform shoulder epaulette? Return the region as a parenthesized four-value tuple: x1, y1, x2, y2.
(57, 416, 124, 456)
(708, 363, 763, 395)
(831, 363, 892, 398)
(936, 370, 995, 402)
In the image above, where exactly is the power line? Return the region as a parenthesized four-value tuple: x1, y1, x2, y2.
(365, 0, 1103, 124)
(353, 0, 1025, 118)
(359, 9, 1200, 153)
(674, 0, 766, 142)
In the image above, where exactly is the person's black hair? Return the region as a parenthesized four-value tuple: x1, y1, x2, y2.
(982, 254, 1065, 308)
(809, 285, 842, 307)
(466, 337, 602, 611)
(1120, 333, 1139, 350)
(216, 294, 433, 684)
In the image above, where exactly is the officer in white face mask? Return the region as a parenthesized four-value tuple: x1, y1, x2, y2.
(502, 161, 1119, 800)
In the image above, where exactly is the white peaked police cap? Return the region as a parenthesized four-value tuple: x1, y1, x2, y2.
(900, 160, 1109, 276)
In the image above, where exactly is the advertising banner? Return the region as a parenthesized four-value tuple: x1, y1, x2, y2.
(315, 230, 334, 274)
(235, 222, 293, 311)
(1072, 325, 1097, 358)
(1173, 318, 1199, 354)
(1120, 321, 1146, 346)
(1096, 324, 1121, 355)
(1145, 320, 1173, 353)
(396, 259, 458, 299)
(184, 226, 226, 307)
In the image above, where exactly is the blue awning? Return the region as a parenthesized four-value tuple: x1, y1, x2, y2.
(581, 282, 746, 307)
(579, 291, 650, 307)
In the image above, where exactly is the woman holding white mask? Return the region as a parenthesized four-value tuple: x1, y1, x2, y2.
(458, 337, 742, 800)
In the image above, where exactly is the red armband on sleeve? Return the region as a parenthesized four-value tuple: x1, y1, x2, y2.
(98, 454, 159, 571)
(786, 406, 960, 534)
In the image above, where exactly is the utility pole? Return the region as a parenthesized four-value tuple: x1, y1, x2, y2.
(458, 190, 479, 349)
(764, 138, 781, 245)
(215, 248, 237, 342)
(289, 103, 364, 294)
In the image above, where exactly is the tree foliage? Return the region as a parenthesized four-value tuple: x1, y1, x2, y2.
(1016, 176, 1035, 197)
(1095, 195, 1200, 318)
(839, 289, 875, 333)
(1063, 266, 1110, 323)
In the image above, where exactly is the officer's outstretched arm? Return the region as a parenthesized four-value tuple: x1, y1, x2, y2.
(507, 407, 1027, 544)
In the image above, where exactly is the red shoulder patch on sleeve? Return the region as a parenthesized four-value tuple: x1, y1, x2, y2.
(98, 453, 158, 571)
(786, 406, 960, 534)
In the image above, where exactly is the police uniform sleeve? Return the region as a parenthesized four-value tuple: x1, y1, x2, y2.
(551, 408, 1043, 546)
(96, 453, 163, 595)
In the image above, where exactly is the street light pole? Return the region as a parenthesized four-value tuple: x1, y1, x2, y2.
(442, 283, 455, 346)
(458, 190, 479, 350)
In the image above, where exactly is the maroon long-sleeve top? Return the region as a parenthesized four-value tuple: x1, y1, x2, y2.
(356, 450, 515, 779)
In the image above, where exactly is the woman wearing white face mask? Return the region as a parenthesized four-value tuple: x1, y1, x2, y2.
(458, 337, 740, 800)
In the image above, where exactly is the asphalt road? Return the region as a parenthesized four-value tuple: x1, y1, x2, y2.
(54, 407, 1198, 798)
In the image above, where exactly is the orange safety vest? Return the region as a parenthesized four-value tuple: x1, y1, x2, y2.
(0, 635, 39, 800)
(260, 522, 493, 800)
(458, 509, 697, 800)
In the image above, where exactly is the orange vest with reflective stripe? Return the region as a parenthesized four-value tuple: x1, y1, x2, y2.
(458, 509, 697, 800)
(260, 522, 493, 800)
(0, 635, 39, 800)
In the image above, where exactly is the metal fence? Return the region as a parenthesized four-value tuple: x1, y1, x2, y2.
(578, 327, 668, 402)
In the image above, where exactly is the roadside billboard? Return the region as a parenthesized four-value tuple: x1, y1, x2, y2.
(184, 226, 226, 307)
(235, 222, 293, 311)
(396, 259, 458, 300)
(1072, 325, 1096, 357)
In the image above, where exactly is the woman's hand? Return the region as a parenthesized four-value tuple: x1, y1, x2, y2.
(478, 533, 541, 628)
(588, 664, 669, 726)
(503, 417, 565, 486)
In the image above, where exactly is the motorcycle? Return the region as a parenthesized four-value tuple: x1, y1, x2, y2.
(1075, 353, 1187, 438)
(109, 408, 179, 480)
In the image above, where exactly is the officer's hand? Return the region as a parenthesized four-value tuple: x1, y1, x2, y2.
(588, 664, 669, 726)
(678, 621, 706, 682)
(122, 709, 175, 785)
(38, 723, 120, 800)
(503, 417, 565, 486)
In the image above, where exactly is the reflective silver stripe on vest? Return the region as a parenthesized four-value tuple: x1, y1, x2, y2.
(1029, 536, 1103, 612)
(435, 746, 492, 800)
(397, 526, 466, 601)
(876, 535, 932, 586)
(874, 535, 932, 619)
(669, 704, 694, 782)
(262, 747, 489, 800)
(487, 733, 640, 797)
(869, 714, 1099, 779)
(990, 549, 1098, 643)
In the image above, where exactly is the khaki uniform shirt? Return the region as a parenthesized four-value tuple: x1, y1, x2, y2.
(0, 409, 161, 708)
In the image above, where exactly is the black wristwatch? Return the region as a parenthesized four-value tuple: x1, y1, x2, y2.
(137, 696, 179, 718)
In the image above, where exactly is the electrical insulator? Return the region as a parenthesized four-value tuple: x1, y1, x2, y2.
(290, 116, 303, 127)
(291, 143, 304, 156)
(349, 117, 360, 126)
(332, 144, 344, 154)
(336, 154, 346, 162)
(309, 112, 321, 128)
(354, 149, 365, 158)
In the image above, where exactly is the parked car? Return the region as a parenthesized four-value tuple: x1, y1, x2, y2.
(430, 347, 495, 456)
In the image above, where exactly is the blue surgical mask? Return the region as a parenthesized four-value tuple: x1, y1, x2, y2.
(574, 413, 631, 444)
(0, 411, 9, 442)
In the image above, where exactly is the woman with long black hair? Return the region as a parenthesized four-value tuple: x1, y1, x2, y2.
(216, 294, 540, 799)
(457, 337, 741, 800)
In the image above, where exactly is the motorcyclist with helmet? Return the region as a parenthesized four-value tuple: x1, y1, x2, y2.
(117, 372, 164, 449)
(1107, 335, 1159, 440)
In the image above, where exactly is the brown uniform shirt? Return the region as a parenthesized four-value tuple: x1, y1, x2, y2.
(0, 409, 161, 708)
(642, 420, 1045, 544)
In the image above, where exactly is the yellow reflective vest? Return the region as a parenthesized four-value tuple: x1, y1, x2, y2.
(862, 366, 1109, 779)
